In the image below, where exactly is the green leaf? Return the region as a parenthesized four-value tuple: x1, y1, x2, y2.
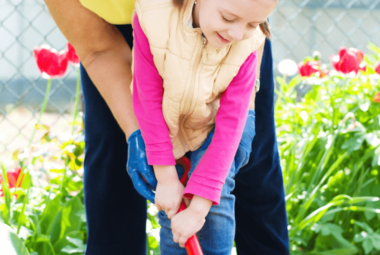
(314, 226, 358, 252)
(36, 234, 50, 243)
(289, 76, 302, 89)
(363, 238, 373, 254)
(61, 245, 84, 254)
(312, 247, 358, 254)
(61, 195, 85, 236)
(321, 226, 331, 236)
(1, 162, 12, 225)
(52, 231, 84, 254)
(292, 236, 308, 246)
(364, 200, 380, 221)
(354, 221, 374, 234)
(322, 223, 343, 237)
(370, 234, 380, 250)
(354, 232, 366, 243)
(372, 153, 380, 167)
(60, 235, 86, 254)
(0, 223, 30, 255)
(341, 135, 365, 152)
(368, 42, 380, 54)
(147, 235, 159, 249)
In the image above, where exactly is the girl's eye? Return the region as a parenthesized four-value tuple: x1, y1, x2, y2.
(249, 23, 257, 29)
(221, 15, 233, 23)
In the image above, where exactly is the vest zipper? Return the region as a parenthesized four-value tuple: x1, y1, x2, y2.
(184, 35, 207, 116)
(180, 35, 207, 150)
(201, 36, 207, 65)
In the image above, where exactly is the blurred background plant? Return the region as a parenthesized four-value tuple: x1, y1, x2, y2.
(1, 0, 380, 254)
(1, 41, 380, 255)
(277, 44, 380, 254)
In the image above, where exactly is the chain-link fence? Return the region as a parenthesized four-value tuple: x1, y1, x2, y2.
(271, 0, 380, 72)
(1, 0, 380, 163)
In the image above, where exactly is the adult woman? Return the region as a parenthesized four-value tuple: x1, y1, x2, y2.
(44, 0, 289, 254)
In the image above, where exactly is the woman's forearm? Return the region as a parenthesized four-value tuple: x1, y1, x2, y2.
(83, 48, 139, 140)
(44, 0, 139, 140)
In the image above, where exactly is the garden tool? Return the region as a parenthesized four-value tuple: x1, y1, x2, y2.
(144, 156, 203, 255)
(175, 156, 203, 255)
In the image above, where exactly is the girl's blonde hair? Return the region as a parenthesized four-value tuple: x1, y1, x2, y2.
(172, 0, 273, 39)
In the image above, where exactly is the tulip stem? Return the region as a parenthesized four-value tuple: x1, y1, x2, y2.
(72, 69, 81, 135)
(28, 78, 52, 147)
(17, 173, 31, 235)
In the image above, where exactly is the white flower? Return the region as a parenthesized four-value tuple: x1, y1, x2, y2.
(278, 59, 298, 76)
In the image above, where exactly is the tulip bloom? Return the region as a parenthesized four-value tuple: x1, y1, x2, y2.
(33, 45, 69, 79)
(373, 92, 380, 103)
(298, 60, 323, 77)
(375, 60, 380, 75)
(330, 47, 366, 74)
(0, 167, 24, 197)
(67, 42, 80, 67)
(31, 45, 69, 144)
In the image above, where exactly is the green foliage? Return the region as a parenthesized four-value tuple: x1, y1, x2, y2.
(0, 133, 88, 255)
(0, 222, 30, 255)
(2, 44, 380, 255)
(279, 44, 380, 254)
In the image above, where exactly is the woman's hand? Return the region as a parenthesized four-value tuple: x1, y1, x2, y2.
(126, 129, 157, 203)
(154, 165, 188, 219)
(171, 195, 212, 248)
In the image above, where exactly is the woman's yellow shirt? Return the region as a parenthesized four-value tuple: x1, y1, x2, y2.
(79, 0, 135, 24)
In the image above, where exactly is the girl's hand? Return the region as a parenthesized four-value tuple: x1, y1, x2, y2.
(171, 195, 212, 248)
(171, 206, 206, 248)
(154, 165, 188, 219)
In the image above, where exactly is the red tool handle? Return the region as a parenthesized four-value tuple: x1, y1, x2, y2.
(175, 157, 203, 255)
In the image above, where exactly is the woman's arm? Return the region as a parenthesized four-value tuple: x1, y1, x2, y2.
(44, 0, 139, 140)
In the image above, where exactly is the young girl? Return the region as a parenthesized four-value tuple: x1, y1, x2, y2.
(131, 0, 278, 253)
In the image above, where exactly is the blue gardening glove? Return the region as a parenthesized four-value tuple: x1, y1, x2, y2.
(127, 129, 157, 203)
(235, 109, 256, 171)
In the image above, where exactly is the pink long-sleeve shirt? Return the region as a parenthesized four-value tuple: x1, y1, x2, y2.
(132, 15, 257, 205)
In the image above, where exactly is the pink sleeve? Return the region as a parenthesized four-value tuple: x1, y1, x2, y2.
(183, 52, 258, 205)
(132, 15, 176, 166)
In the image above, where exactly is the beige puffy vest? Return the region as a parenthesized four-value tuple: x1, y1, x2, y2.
(131, 0, 266, 159)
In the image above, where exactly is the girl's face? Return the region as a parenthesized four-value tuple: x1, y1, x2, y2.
(194, 0, 277, 48)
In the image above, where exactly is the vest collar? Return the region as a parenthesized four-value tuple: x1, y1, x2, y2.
(182, 0, 231, 55)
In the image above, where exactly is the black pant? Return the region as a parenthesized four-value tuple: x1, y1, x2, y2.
(81, 24, 289, 255)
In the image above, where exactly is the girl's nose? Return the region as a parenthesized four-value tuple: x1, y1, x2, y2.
(228, 25, 244, 42)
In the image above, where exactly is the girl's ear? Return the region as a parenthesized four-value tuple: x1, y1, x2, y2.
(259, 21, 271, 40)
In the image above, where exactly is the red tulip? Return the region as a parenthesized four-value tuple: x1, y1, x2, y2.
(33, 45, 69, 79)
(67, 42, 80, 67)
(373, 92, 380, 103)
(298, 60, 323, 77)
(375, 60, 380, 75)
(0, 167, 24, 197)
(330, 47, 366, 74)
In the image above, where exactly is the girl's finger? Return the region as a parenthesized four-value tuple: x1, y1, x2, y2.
(172, 231, 179, 243)
(167, 208, 177, 220)
(179, 236, 188, 248)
